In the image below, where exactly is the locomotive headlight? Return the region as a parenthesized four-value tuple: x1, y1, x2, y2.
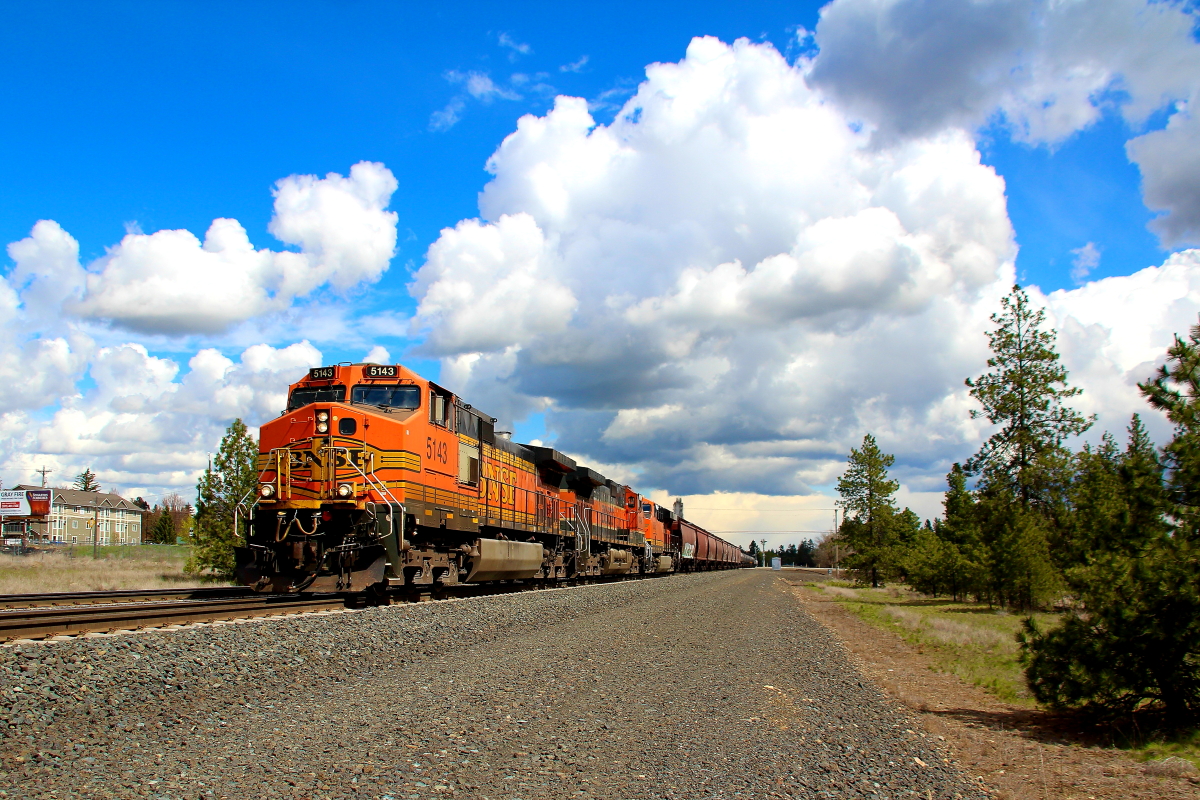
(259, 484, 275, 498)
(316, 421, 329, 433)
(336, 483, 353, 498)
(316, 411, 329, 422)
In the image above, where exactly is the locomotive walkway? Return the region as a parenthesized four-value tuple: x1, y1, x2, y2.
(0, 570, 985, 799)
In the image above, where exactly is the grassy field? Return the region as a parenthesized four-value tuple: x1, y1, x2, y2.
(0, 545, 230, 593)
(812, 581, 1200, 767)
(812, 581, 1058, 705)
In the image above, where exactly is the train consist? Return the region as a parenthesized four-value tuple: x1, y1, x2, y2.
(234, 363, 754, 593)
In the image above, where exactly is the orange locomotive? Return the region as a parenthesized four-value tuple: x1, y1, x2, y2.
(234, 362, 748, 594)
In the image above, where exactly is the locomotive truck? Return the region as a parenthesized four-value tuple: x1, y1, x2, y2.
(234, 362, 748, 594)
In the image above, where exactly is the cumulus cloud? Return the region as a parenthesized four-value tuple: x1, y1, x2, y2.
(411, 36, 1017, 495)
(64, 162, 398, 334)
(410, 34, 1200, 503)
(10, 341, 323, 496)
(363, 345, 391, 364)
(1127, 107, 1200, 246)
(808, 0, 1200, 245)
(0, 163, 398, 497)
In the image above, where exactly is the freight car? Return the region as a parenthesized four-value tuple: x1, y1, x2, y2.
(234, 362, 747, 594)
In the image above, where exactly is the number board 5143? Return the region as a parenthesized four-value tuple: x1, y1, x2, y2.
(363, 365, 398, 378)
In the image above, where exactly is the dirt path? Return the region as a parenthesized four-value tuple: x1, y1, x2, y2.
(786, 577, 1200, 800)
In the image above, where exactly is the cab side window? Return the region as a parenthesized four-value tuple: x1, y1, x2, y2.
(429, 389, 450, 426)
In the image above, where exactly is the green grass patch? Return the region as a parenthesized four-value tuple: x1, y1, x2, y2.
(811, 582, 1200, 768)
(812, 582, 1055, 705)
(61, 543, 193, 561)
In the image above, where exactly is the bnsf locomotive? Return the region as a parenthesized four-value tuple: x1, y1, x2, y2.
(234, 363, 752, 594)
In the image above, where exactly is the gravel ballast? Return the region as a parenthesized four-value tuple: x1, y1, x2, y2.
(0, 570, 986, 799)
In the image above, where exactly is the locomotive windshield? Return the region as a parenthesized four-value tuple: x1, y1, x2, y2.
(351, 384, 421, 410)
(288, 386, 345, 410)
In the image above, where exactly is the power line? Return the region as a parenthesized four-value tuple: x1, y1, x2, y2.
(711, 530, 831, 534)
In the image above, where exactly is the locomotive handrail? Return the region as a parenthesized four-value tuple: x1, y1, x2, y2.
(318, 445, 402, 509)
(320, 445, 406, 554)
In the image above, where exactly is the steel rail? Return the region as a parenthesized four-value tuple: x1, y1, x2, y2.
(0, 586, 255, 609)
(0, 595, 349, 642)
(0, 566, 741, 642)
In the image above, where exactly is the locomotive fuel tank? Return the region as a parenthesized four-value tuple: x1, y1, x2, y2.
(463, 539, 545, 583)
(599, 549, 633, 575)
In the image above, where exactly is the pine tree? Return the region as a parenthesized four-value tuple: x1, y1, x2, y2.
(965, 285, 1092, 506)
(187, 419, 259, 578)
(72, 468, 100, 493)
(1021, 347, 1200, 722)
(150, 510, 175, 545)
(837, 434, 907, 587)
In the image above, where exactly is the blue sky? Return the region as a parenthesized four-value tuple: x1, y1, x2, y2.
(2, 1, 1199, 534)
(2, 2, 1167, 310)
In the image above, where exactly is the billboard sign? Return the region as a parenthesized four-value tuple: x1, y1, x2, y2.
(0, 490, 51, 518)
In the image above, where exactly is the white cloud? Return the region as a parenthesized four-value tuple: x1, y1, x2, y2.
(9, 341, 323, 497)
(1127, 106, 1200, 246)
(560, 55, 589, 73)
(411, 213, 576, 355)
(447, 70, 521, 102)
(498, 32, 532, 59)
(1070, 241, 1101, 284)
(809, 0, 1200, 245)
(430, 97, 466, 132)
(410, 34, 1200, 505)
(363, 345, 391, 364)
(0, 163, 400, 498)
(64, 162, 398, 334)
(432, 72, 524, 131)
(411, 36, 1017, 496)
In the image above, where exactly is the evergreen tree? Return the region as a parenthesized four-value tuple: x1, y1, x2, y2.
(149, 510, 175, 545)
(796, 539, 817, 567)
(188, 419, 259, 577)
(974, 491, 1061, 610)
(937, 463, 985, 601)
(72, 468, 100, 493)
(836, 434, 908, 587)
(965, 285, 1092, 506)
(1022, 338, 1200, 722)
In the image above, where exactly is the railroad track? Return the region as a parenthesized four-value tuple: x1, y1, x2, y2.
(0, 570, 693, 642)
(0, 586, 254, 609)
(0, 594, 350, 642)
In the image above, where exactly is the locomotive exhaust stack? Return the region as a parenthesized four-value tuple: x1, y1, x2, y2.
(233, 362, 749, 596)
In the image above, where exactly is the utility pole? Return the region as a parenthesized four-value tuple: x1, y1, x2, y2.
(92, 503, 98, 559)
(36, 466, 52, 488)
(759, 538, 767, 568)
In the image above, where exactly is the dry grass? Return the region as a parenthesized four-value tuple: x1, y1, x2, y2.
(820, 584, 863, 600)
(881, 605, 1015, 651)
(812, 582, 1054, 704)
(0, 545, 227, 593)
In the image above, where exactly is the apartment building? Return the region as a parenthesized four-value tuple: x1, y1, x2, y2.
(15, 485, 145, 545)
